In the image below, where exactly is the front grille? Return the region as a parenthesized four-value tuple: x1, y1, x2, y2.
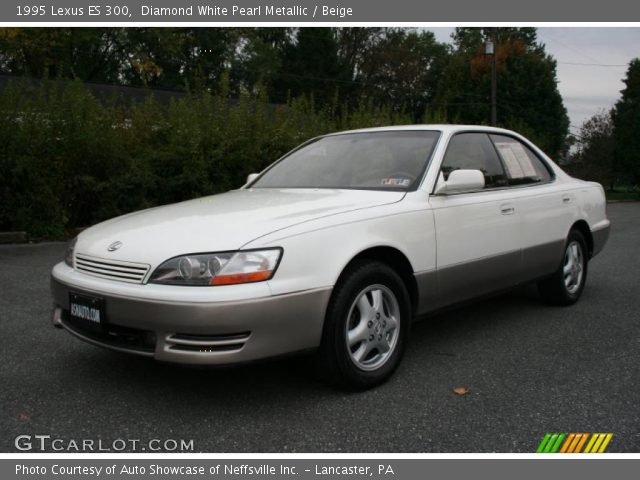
(166, 331, 251, 353)
(62, 312, 156, 353)
(75, 253, 150, 284)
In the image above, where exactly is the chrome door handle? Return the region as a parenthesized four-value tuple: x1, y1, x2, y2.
(500, 206, 515, 215)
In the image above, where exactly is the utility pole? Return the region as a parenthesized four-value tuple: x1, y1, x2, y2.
(485, 32, 498, 126)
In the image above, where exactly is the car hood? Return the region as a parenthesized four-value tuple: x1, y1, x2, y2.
(76, 188, 405, 266)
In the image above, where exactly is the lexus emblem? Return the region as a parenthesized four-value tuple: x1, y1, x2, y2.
(107, 241, 123, 252)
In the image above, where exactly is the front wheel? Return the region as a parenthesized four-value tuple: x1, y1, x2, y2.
(317, 260, 411, 390)
(538, 230, 588, 305)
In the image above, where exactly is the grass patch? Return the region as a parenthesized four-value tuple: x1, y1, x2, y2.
(606, 189, 640, 201)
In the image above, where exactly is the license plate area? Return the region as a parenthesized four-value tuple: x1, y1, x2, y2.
(69, 293, 105, 333)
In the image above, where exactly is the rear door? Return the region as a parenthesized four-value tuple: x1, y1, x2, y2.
(428, 132, 523, 308)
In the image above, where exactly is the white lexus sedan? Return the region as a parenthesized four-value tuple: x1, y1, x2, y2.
(51, 125, 610, 389)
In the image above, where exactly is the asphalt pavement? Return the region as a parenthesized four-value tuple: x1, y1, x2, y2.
(1, 203, 638, 452)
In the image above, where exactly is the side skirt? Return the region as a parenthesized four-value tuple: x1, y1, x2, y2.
(414, 240, 564, 316)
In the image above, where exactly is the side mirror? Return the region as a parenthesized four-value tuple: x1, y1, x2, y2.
(245, 173, 259, 185)
(434, 169, 485, 195)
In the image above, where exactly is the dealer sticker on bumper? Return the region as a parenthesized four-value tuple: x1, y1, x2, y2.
(69, 293, 105, 325)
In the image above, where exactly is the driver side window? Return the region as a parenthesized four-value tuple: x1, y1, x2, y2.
(441, 133, 508, 189)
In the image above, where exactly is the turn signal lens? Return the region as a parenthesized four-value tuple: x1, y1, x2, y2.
(211, 249, 282, 285)
(211, 270, 273, 285)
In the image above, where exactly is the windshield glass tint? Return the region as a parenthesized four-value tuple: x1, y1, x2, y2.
(252, 131, 441, 190)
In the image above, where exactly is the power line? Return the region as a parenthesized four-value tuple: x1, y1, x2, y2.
(557, 61, 627, 67)
(537, 30, 627, 80)
(537, 30, 607, 65)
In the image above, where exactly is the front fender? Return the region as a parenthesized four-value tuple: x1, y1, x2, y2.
(252, 194, 436, 296)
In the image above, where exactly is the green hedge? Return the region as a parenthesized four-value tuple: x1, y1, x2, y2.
(0, 78, 413, 239)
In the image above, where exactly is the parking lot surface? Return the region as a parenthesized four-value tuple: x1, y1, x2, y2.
(1, 203, 638, 452)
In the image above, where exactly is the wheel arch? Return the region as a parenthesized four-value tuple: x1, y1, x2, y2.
(337, 246, 419, 315)
(570, 220, 594, 258)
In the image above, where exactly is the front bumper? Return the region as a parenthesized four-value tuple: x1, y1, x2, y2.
(51, 275, 331, 365)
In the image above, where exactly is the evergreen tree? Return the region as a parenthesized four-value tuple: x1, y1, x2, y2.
(357, 29, 448, 121)
(612, 58, 640, 186)
(434, 27, 569, 156)
(270, 28, 350, 108)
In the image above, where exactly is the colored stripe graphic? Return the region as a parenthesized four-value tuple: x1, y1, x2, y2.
(559, 433, 575, 453)
(598, 433, 613, 453)
(536, 433, 552, 453)
(584, 433, 599, 453)
(568, 433, 581, 453)
(584, 433, 614, 453)
(549, 434, 566, 453)
(573, 433, 589, 453)
(543, 434, 559, 453)
(537, 433, 613, 453)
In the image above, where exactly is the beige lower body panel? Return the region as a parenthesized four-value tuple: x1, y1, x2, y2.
(415, 240, 566, 316)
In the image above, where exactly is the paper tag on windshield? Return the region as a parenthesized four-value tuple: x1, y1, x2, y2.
(381, 178, 411, 186)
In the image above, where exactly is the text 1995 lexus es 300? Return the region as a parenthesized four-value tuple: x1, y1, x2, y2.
(51, 125, 610, 389)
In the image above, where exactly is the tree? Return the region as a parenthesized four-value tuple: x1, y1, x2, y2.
(612, 58, 640, 187)
(0, 28, 126, 83)
(229, 28, 293, 96)
(570, 110, 615, 189)
(335, 27, 385, 78)
(434, 27, 569, 157)
(269, 28, 351, 108)
(0, 28, 239, 91)
(452, 27, 540, 54)
(121, 28, 238, 90)
(357, 29, 448, 121)
(0, 26, 570, 156)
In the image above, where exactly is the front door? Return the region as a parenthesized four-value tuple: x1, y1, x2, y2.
(428, 132, 523, 308)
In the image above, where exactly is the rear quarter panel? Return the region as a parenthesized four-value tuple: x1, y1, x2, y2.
(573, 181, 609, 232)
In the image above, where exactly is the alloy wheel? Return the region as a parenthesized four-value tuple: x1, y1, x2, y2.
(563, 240, 584, 294)
(344, 284, 400, 371)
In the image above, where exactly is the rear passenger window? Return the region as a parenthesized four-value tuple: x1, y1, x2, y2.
(489, 134, 552, 185)
(441, 133, 508, 189)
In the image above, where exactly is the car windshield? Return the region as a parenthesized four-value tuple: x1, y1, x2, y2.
(251, 130, 441, 191)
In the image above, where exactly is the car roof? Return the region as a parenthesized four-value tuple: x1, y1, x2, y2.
(326, 124, 518, 136)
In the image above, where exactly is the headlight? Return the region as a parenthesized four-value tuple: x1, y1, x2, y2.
(64, 237, 77, 267)
(148, 248, 282, 286)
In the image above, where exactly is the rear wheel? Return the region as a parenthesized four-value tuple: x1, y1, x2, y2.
(317, 260, 411, 390)
(538, 230, 588, 305)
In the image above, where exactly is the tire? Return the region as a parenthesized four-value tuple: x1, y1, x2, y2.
(317, 260, 411, 390)
(538, 229, 588, 306)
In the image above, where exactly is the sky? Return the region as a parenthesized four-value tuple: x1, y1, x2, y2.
(428, 27, 640, 137)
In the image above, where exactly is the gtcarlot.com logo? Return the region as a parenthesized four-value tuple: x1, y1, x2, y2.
(537, 433, 613, 453)
(14, 435, 194, 452)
